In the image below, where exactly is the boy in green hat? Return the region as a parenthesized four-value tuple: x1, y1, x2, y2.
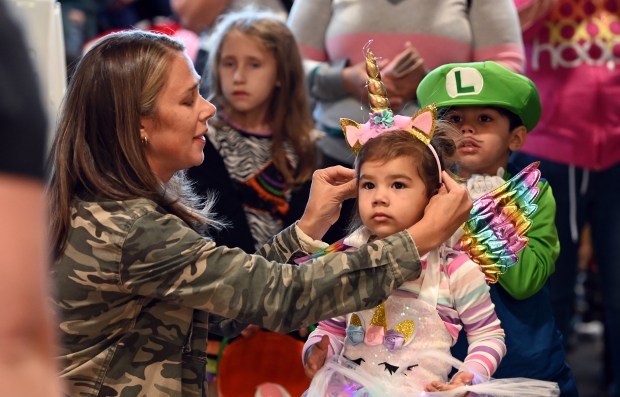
(417, 61, 578, 396)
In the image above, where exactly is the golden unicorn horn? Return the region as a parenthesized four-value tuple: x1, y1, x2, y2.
(366, 48, 391, 113)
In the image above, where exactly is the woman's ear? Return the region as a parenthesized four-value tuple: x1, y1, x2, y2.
(508, 125, 527, 151)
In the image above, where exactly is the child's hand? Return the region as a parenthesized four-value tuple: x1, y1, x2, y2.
(304, 335, 330, 379)
(424, 371, 474, 395)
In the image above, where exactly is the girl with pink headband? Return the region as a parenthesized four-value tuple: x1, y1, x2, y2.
(298, 49, 502, 395)
(297, 49, 560, 396)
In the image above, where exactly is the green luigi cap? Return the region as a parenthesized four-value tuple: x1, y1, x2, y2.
(416, 61, 541, 131)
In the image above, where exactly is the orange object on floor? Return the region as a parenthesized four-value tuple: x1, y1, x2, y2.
(217, 330, 310, 397)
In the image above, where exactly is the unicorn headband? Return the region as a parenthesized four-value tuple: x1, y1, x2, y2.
(340, 48, 442, 184)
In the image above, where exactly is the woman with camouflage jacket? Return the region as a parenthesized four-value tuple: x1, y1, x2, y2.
(47, 30, 471, 396)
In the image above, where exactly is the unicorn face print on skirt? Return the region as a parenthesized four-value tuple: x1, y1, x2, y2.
(341, 290, 454, 391)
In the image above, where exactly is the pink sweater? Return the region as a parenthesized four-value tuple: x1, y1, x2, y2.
(516, 0, 620, 170)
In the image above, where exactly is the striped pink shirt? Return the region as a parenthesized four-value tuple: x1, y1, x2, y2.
(304, 249, 505, 379)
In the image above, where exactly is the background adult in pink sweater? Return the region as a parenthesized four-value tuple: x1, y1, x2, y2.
(512, 1, 620, 395)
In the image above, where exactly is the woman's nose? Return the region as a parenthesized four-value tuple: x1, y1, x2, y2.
(200, 97, 216, 121)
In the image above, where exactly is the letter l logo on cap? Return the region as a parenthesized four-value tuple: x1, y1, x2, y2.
(455, 71, 475, 93)
(446, 67, 484, 98)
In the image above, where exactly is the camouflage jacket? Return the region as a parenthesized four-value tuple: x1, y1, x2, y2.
(53, 198, 421, 396)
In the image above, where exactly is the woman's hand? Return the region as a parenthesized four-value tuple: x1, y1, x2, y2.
(408, 171, 472, 256)
(303, 335, 330, 379)
(298, 166, 357, 240)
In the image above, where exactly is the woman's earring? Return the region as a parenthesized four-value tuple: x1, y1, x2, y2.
(141, 136, 148, 146)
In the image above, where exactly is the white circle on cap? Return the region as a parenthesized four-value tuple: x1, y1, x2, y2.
(445, 67, 484, 98)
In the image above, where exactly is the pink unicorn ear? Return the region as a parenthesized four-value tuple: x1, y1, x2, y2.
(405, 103, 437, 145)
(411, 108, 434, 134)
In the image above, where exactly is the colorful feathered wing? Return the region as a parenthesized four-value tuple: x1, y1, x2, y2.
(456, 162, 541, 283)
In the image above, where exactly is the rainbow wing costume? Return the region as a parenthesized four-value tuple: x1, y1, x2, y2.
(456, 162, 541, 283)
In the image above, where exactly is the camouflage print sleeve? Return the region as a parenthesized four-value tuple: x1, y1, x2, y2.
(120, 210, 421, 333)
(208, 314, 246, 338)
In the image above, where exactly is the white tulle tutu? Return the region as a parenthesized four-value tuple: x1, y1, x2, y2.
(305, 350, 560, 397)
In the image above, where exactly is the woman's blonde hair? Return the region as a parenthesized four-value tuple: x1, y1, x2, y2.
(204, 9, 317, 187)
(49, 30, 218, 257)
